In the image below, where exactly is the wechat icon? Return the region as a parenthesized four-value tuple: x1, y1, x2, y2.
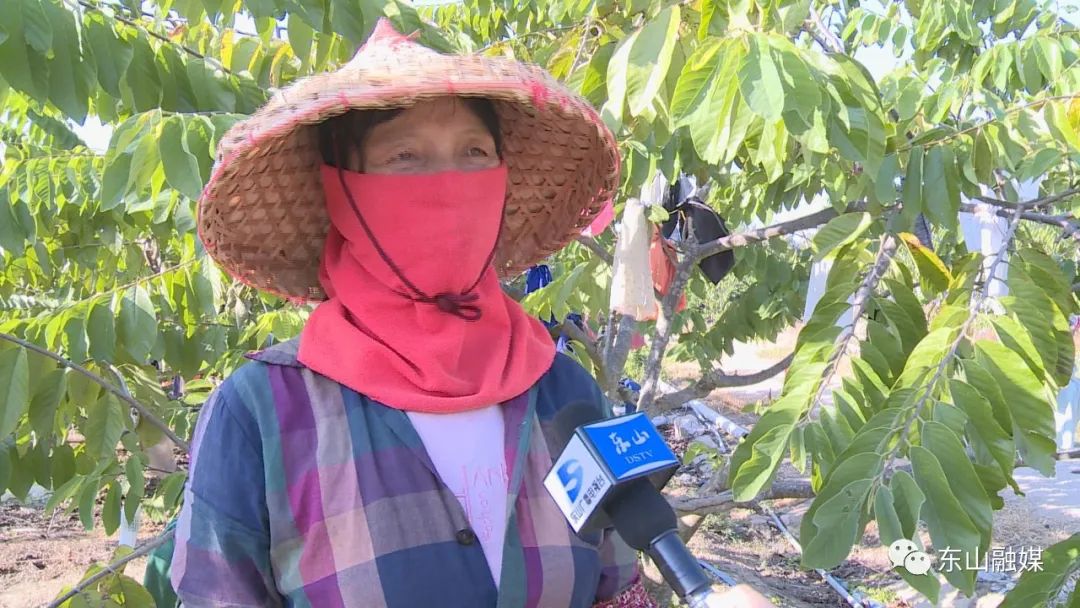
(889, 539, 932, 575)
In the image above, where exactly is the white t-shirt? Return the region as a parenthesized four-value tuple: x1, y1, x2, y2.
(407, 405, 509, 587)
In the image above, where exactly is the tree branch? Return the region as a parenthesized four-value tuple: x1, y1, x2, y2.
(888, 200, 1026, 471)
(805, 234, 898, 420)
(636, 255, 695, 415)
(71, 0, 236, 78)
(959, 201, 1078, 233)
(668, 479, 815, 515)
(0, 332, 190, 453)
(550, 320, 609, 389)
(693, 204, 861, 261)
(974, 187, 1080, 211)
(655, 353, 795, 410)
(894, 94, 1080, 155)
(576, 236, 614, 266)
(806, 4, 845, 54)
(47, 528, 175, 608)
(602, 314, 638, 401)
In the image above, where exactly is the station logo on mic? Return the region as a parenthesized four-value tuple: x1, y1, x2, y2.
(544, 412, 680, 532)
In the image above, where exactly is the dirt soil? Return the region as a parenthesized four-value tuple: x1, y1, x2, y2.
(0, 500, 164, 608)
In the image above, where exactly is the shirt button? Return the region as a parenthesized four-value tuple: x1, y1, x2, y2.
(456, 528, 477, 546)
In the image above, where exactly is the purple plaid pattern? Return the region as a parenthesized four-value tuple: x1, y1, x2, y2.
(171, 339, 647, 607)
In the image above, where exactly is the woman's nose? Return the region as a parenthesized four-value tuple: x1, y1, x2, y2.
(427, 155, 469, 173)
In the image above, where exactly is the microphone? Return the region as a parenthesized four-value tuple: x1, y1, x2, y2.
(543, 401, 714, 608)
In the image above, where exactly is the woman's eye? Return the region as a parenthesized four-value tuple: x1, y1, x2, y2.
(467, 146, 490, 158)
(388, 150, 417, 163)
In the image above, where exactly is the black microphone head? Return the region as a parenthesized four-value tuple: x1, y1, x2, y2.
(550, 400, 607, 453)
(604, 478, 678, 550)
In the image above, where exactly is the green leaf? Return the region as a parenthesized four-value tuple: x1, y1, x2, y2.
(682, 41, 749, 164)
(101, 572, 157, 606)
(44, 0, 89, 122)
(0, 346, 30, 438)
(894, 326, 958, 389)
(101, 153, 133, 211)
(949, 380, 1017, 485)
(890, 276, 933, 332)
(45, 474, 83, 514)
(185, 115, 215, 185)
(901, 146, 924, 227)
(63, 313, 88, 364)
(287, 13, 314, 69)
(728, 390, 805, 501)
(990, 315, 1046, 382)
(160, 471, 187, 511)
(103, 481, 121, 535)
(29, 368, 66, 438)
(803, 478, 872, 567)
(921, 147, 958, 229)
(83, 393, 127, 461)
(50, 442, 76, 489)
(974, 342, 1057, 476)
(124, 34, 162, 111)
(739, 34, 784, 121)
(603, 27, 634, 124)
(87, 299, 117, 362)
(874, 154, 899, 205)
(65, 365, 101, 410)
(83, 13, 132, 98)
(125, 121, 162, 200)
(800, 451, 883, 568)
(811, 212, 872, 261)
(26, 441, 51, 488)
(868, 320, 907, 377)
(77, 476, 99, 531)
(899, 233, 952, 295)
(117, 286, 157, 364)
(873, 485, 904, 545)
(770, 38, 820, 121)
(1034, 37, 1063, 81)
(625, 5, 680, 117)
(22, 0, 53, 54)
(160, 117, 205, 200)
(1000, 533, 1080, 608)
(910, 445, 981, 595)
(889, 470, 925, 539)
(921, 421, 993, 547)
(671, 39, 724, 121)
(1046, 100, 1080, 152)
(124, 455, 144, 522)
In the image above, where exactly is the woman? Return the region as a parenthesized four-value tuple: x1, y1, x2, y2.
(171, 19, 771, 608)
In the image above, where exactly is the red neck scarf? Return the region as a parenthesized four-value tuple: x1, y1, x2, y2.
(297, 164, 556, 413)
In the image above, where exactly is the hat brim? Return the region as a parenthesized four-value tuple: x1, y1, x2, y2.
(197, 52, 620, 303)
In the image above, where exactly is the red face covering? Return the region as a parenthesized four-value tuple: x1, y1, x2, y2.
(297, 163, 556, 413)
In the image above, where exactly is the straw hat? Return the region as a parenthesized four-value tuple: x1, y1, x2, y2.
(197, 18, 620, 303)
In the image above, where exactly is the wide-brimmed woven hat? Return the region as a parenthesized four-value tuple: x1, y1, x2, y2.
(197, 18, 620, 303)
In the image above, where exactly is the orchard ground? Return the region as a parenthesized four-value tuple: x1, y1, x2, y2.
(2, 328, 1078, 608)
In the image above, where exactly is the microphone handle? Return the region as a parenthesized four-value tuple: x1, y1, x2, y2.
(645, 530, 713, 608)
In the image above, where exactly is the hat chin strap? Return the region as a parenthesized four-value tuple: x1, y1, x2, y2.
(333, 164, 503, 321)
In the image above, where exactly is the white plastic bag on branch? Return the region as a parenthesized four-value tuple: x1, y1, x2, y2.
(610, 197, 657, 320)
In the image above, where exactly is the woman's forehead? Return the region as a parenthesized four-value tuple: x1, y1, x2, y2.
(371, 97, 490, 135)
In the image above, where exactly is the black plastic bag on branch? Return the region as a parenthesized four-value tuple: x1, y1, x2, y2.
(661, 175, 735, 285)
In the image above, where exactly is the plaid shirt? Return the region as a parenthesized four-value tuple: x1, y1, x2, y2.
(171, 339, 655, 607)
